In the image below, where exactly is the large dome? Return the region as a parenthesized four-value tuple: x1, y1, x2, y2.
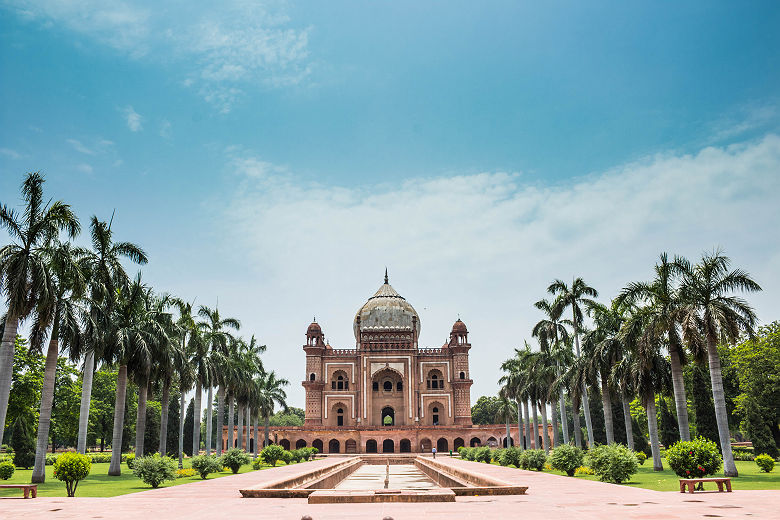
(353, 274, 420, 340)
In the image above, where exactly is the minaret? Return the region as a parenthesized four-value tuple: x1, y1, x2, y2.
(449, 319, 473, 425)
(302, 320, 326, 426)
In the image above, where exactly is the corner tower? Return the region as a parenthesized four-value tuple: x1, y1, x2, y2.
(302, 320, 325, 425)
(449, 319, 473, 425)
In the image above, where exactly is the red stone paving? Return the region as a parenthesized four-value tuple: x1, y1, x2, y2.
(2, 456, 779, 520)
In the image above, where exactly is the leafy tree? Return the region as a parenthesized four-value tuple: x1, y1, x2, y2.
(269, 407, 305, 426)
(182, 399, 194, 456)
(51, 357, 82, 451)
(658, 397, 679, 449)
(165, 392, 180, 457)
(142, 401, 162, 456)
(6, 337, 43, 438)
(471, 395, 501, 425)
(688, 363, 719, 442)
(87, 369, 117, 451)
(53, 451, 91, 496)
(11, 416, 35, 468)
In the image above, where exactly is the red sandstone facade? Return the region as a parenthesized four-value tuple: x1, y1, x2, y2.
(222, 273, 554, 453)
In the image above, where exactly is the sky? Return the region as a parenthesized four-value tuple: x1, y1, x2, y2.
(1, 1, 780, 409)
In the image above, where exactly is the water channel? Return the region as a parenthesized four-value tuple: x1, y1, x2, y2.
(334, 464, 439, 490)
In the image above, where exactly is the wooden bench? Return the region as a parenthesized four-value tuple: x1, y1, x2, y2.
(679, 477, 732, 493)
(0, 484, 38, 498)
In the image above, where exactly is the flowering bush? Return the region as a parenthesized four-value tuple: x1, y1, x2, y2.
(190, 455, 222, 479)
(220, 448, 251, 474)
(585, 444, 638, 484)
(132, 454, 177, 488)
(634, 451, 647, 465)
(125, 454, 135, 469)
(261, 445, 286, 467)
(666, 438, 722, 479)
(0, 461, 15, 480)
(45, 453, 58, 465)
(518, 449, 547, 471)
(755, 454, 775, 473)
(549, 444, 585, 476)
(175, 468, 197, 478)
(53, 451, 91, 497)
(574, 466, 595, 475)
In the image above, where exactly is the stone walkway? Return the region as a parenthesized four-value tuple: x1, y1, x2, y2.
(2, 456, 779, 519)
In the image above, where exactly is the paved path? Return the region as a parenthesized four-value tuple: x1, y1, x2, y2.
(2, 456, 779, 519)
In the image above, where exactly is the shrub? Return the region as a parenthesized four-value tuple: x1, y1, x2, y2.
(666, 438, 722, 479)
(474, 446, 492, 464)
(585, 444, 638, 484)
(549, 444, 585, 476)
(460, 447, 473, 460)
(221, 448, 251, 474)
(498, 447, 522, 468)
(53, 451, 91, 497)
(10, 417, 35, 469)
(755, 454, 775, 473)
(190, 455, 222, 479)
(299, 448, 312, 461)
(90, 453, 112, 464)
(252, 457, 264, 470)
(260, 445, 285, 467)
(290, 449, 303, 463)
(574, 466, 595, 475)
(457, 446, 466, 456)
(634, 451, 647, 465)
(175, 468, 197, 478)
(133, 454, 177, 488)
(45, 453, 58, 466)
(125, 454, 136, 469)
(280, 450, 292, 465)
(0, 461, 15, 480)
(733, 450, 755, 461)
(518, 449, 547, 471)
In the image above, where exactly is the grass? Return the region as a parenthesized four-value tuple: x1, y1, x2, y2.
(535, 458, 780, 491)
(0, 457, 300, 498)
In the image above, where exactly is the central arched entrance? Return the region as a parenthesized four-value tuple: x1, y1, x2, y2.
(381, 406, 395, 426)
(400, 439, 411, 453)
(382, 439, 395, 453)
(329, 439, 340, 453)
(366, 439, 378, 453)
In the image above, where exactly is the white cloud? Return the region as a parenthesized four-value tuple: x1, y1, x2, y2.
(0, 148, 22, 159)
(66, 138, 95, 155)
(122, 106, 143, 132)
(75, 163, 93, 174)
(218, 135, 780, 405)
(6, 1, 311, 111)
(159, 119, 171, 139)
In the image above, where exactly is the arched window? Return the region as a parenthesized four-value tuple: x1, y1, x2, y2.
(432, 406, 439, 425)
(383, 380, 393, 392)
(309, 373, 315, 381)
(396, 381, 403, 391)
(337, 407, 344, 427)
(426, 370, 444, 390)
(372, 381, 379, 391)
(459, 371, 465, 379)
(337, 375, 344, 390)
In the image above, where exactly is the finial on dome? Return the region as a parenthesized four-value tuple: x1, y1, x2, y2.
(384, 267, 389, 284)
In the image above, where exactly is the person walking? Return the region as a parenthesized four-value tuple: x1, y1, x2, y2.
(432, 447, 437, 459)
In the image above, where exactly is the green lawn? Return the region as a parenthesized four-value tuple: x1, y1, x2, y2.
(538, 459, 780, 491)
(0, 458, 294, 498)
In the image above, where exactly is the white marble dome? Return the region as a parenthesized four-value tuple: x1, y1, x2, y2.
(353, 275, 420, 340)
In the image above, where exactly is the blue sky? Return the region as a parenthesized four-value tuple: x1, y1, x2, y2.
(2, 1, 780, 406)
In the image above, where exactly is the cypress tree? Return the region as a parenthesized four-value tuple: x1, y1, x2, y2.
(10, 416, 35, 469)
(658, 397, 679, 448)
(692, 364, 719, 443)
(166, 394, 180, 457)
(183, 399, 194, 456)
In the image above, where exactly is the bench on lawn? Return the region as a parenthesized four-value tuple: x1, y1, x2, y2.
(0, 484, 38, 498)
(679, 477, 732, 493)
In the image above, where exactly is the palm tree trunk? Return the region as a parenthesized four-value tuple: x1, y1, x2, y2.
(178, 390, 185, 469)
(32, 319, 61, 483)
(706, 333, 738, 477)
(77, 350, 95, 454)
(245, 407, 251, 452)
(550, 398, 560, 447)
(108, 364, 128, 476)
(572, 397, 583, 448)
(237, 403, 244, 450)
(600, 374, 614, 444)
(516, 401, 524, 451)
(531, 400, 539, 449)
(573, 321, 595, 447)
(135, 376, 148, 458)
(253, 412, 259, 458)
(205, 385, 213, 455)
(646, 393, 663, 471)
(522, 400, 531, 449)
(264, 415, 270, 449)
(159, 379, 170, 456)
(227, 395, 235, 450)
(558, 366, 570, 444)
(669, 336, 691, 442)
(622, 393, 634, 451)
(216, 385, 225, 456)
(505, 416, 511, 448)
(193, 380, 202, 455)
(539, 401, 550, 452)
(0, 313, 19, 447)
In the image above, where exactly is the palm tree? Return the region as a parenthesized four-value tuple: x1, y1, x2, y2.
(188, 328, 210, 455)
(676, 251, 761, 477)
(496, 389, 517, 448)
(532, 298, 571, 444)
(77, 216, 147, 453)
(173, 298, 197, 467)
(610, 354, 636, 450)
(29, 241, 88, 482)
(617, 253, 691, 442)
(256, 370, 288, 448)
(548, 278, 598, 447)
(498, 366, 524, 451)
(0, 172, 79, 446)
(101, 275, 159, 475)
(197, 305, 240, 455)
(622, 307, 670, 471)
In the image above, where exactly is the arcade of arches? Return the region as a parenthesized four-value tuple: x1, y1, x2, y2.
(222, 275, 555, 453)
